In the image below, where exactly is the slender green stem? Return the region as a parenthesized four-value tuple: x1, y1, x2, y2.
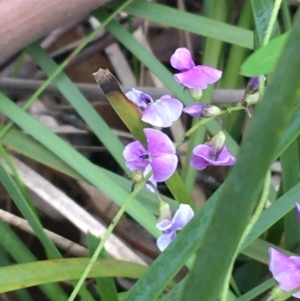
(220, 172, 271, 301)
(174, 105, 245, 147)
(67, 172, 151, 301)
(262, 0, 283, 46)
(259, 0, 283, 101)
(0, 0, 134, 140)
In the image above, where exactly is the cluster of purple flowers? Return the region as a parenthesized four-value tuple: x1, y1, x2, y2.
(268, 203, 300, 298)
(123, 48, 237, 251)
(124, 48, 235, 184)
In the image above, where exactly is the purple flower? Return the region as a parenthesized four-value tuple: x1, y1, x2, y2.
(170, 48, 222, 90)
(268, 247, 300, 298)
(190, 144, 236, 170)
(126, 88, 183, 127)
(156, 204, 194, 251)
(123, 128, 178, 182)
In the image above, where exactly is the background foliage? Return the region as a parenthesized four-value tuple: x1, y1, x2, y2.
(0, 0, 299, 300)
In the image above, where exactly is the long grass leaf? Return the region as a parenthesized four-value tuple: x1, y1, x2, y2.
(0, 258, 146, 294)
(107, 0, 253, 48)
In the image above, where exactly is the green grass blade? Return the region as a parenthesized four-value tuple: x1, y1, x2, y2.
(0, 258, 146, 294)
(0, 162, 61, 258)
(236, 279, 275, 301)
(222, 0, 253, 88)
(107, 0, 253, 49)
(281, 140, 300, 250)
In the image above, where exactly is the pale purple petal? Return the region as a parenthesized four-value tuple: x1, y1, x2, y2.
(170, 47, 195, 71)
(156, 219, 173, 231)
(156, 230, 177, 251)
(158, 96, 183, 122)
(296, 203, 300, 220)
(143, 128, 178, 181)
(269, 248, 300, 298)
(183, 104, 208, 117)
(291, 256, 300, 267)
(214, 147, 236, 165)
(142, 105, 172, 127)
(123, 141, 148, 170)
(174, 66, 222, 89)
(172, 204, 194, 230)
(126, 88, 153, 110)
(144, 128, 176, 156)
(190, 153, 209, 170)
(151, 154, 178, 182)
(190, 144, 236, 171)
(141, 96, 183, 127)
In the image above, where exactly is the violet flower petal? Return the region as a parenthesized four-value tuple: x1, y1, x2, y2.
(144, 128, 178, 182)
(123, 140, 148, 170)
(214, 147, 236, 165)
(296, 203, 300, 221)
(150, 154, 178, 182)
(156, 219, 173, 231)
(156, 230, 177, 251)
(172, 204, 194, 230)
(170, 47, 195, 71)
(269, 248, 300, 298)
(126, 88, 153, 110)
(142, 95, 183, 127)
(190, 153, 210, 170)
(158, 95, 183, 122)
(183, 104, 208, 117)
(190, 144, 235, 170)
(174, 66, 222, 89)
(145, 128, 175, 155)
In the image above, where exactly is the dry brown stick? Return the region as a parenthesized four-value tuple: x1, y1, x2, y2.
(0, 77, 244, 103)
(0, 0, 111, 65)
(0, 208, 89, 257)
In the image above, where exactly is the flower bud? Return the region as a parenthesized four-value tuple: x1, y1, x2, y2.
(202, 105, 222, 118)
(242, 76, 266, 106)
(131, 169, 145, 183)
(158, 201, 173, 221)
(187, 88, 203, 101)
(207, 130, 226, 159)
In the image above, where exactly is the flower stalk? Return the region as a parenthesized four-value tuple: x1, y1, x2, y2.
(67, 171, 152, 301)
